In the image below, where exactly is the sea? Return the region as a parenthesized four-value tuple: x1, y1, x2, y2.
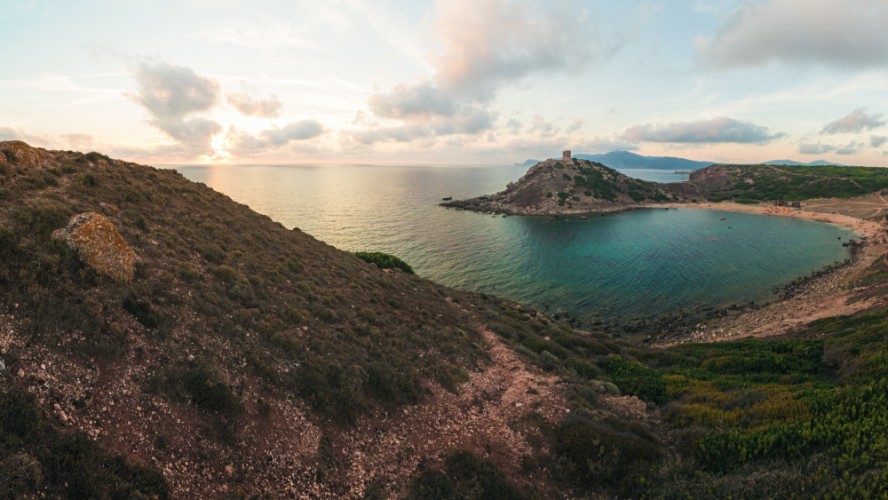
(175, 163, 855, 325)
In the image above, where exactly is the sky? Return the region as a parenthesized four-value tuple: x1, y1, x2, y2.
(1, 0, 888, 166)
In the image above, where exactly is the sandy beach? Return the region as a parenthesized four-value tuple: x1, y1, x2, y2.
(650, 200, 888, 345)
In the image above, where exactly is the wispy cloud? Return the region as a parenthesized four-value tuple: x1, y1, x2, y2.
(799, 140, 862, 155)
(696, 0, 888, 69)
(195, 20, 330, 52)
(623, 117, 784, 144)
(799, 142, 834, 155)
(226, 92, 282, 118)
(821, 107, 885, 134)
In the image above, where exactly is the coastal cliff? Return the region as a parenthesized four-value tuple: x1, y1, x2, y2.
(443, 155, 680, 215)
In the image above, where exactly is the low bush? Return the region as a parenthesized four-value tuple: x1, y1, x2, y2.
(353, 251, 414, 274)
(408, 451, 530, 499)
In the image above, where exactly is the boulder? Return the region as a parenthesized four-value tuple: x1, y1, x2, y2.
(0, 141, 49, 168)
(53, 212, 136, 281)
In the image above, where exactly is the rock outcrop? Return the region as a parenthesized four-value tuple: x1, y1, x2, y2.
(53, 212, 136, 281)
(0, 140, 50, 168)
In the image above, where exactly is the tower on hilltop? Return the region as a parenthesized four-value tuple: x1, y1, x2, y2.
(562, 150, 571, 163)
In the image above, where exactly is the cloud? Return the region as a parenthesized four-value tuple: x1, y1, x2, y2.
(622, 117, 784, 144)
(360, 0, 617, 144)
(871, 135, 888, 148)
(0, 126, 48, 145)
(799, 140, 861, 155)
(226, 92, 282, 118)
(131, 61, 219, 120)
(196, 20, 330, 52)
(527, 115, 559, 138)
(696, 0, 888, 69)
(260, 120, 324, 146)
(821, 108, 886, 134)
(0, 126, 25, 141)
(61, 133, 99, 150)
(129, 61, 222, 154)
(506, 118, 523, 134)
(368, 83, 457, 119)
(350, 109, 493, 145)
(227, 120, 325, 153)
(575, 137, 639, 153)
(566, 119, 585, 134)
(431, 0, 617, 99)
(799, 142, 833, 155)
(153, 117, 222, 151)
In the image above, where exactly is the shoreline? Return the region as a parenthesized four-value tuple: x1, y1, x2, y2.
(648, 201, 887, 345)
(444, 198, 887, 344)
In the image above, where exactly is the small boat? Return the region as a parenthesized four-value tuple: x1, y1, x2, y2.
(720, 217, 726, 220)
(442, 196, 452, 201)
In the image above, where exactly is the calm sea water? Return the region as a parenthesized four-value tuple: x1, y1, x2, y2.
(175, 164, 853, 323)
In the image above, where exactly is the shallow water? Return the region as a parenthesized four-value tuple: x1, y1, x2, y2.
(176, 163, 854, 322)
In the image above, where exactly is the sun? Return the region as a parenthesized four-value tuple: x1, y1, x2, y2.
(206, 129, 232, 162)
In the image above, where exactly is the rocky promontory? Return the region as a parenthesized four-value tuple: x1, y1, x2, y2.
(443, 152, 682, 215)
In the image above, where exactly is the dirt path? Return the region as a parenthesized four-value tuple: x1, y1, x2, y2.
(324, 329, 570, 498)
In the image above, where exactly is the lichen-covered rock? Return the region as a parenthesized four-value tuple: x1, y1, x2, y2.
(0, 141, 49, 168)
(54, 212, 136, 281)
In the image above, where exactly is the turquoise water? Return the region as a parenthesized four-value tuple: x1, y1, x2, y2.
(175, 164, 854, 323)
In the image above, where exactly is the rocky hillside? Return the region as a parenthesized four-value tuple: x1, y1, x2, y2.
(443, 156, 679, 215)
(1, 141, 887, 498)
(0, 141, 665, 498)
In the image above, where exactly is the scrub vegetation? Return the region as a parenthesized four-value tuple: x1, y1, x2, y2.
(687, 164, 888, 202)
(1, 141, 886, 497)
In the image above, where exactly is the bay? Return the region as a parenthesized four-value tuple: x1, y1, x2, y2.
(175, 163, 854, 323)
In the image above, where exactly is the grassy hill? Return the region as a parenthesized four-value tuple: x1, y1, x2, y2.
(1, 141, 887, 498)
(679, 164, 888, 202)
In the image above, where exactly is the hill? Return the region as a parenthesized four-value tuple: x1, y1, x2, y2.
(677, 163, 888, 202)
(443, 155, 679, 215)
(575, 150, 712, 171)
(515, 158, 539, 166)
(0, 141, 668, 497)
(1, 141, 887, 498)
(764, 159, 843, 166)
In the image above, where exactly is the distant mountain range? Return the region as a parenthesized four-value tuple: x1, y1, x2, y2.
(574, 151, 712, 171)
(515, 151, 844, 170)
(762, 159, 843, 166)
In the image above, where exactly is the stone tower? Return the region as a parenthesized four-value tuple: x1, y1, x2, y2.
(562, 150, 571, 163)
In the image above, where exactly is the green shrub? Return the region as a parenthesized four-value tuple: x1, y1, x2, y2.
(599, 355, 666, 404)
(554, 417, 662, 495)
(408, 451, 530, 500)
(354, 251, 414, 274)
(122, 294, 161, 329)
(160, 363, 242, 417)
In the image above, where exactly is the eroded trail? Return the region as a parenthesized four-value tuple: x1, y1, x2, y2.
(325, 328, 570, 498)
